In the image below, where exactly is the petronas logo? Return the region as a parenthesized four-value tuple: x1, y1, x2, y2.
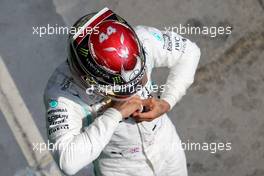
(78, 47, 88, 57)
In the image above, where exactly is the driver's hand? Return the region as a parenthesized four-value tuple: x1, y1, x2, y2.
(131, 98, 170, 122)
(112, 96, 142, 118)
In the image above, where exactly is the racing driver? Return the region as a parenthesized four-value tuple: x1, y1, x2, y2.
(44, 7, 200, 176)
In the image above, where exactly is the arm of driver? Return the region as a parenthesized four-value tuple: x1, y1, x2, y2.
(135, 26, 201, 109)
(160, 40, 201, 109)
(45, 97, 122, 175)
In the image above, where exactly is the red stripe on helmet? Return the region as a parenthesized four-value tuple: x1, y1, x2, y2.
(74, 10, 113, 45)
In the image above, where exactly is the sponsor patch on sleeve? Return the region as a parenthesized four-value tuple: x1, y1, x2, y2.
(49, 100, 58, 108)
(162, 32, 187, 53)
(47, 100, 70, 137)
(150, 31, 163, 41)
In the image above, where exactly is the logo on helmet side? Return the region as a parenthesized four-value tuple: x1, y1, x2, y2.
(103, 33, 129, 59)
